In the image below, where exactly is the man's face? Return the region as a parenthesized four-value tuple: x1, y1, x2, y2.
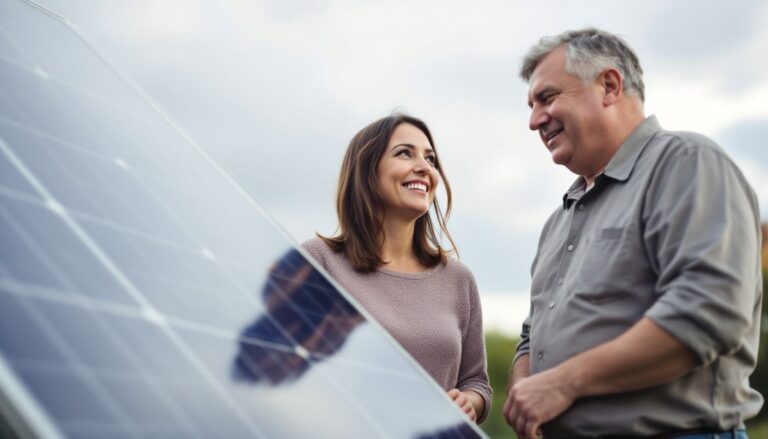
(527, 46, 607, 176)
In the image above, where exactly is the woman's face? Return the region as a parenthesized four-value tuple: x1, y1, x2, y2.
(376, 123, 439, 220)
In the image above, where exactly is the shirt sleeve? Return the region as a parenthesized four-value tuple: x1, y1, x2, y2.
(514, 306, 532, 363)
(456, 270, 493, 423)
(642, 137, 761, 366)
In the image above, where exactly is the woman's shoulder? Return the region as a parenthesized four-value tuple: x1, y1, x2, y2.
(442, 257, 476, 281)
(301, 236, 353, 270)
(300, 237, 335, 261)
(300, 236, 326, 253)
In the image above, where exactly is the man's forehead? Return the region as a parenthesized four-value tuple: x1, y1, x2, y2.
(530, 47, 566, 83)
(526, 47, 570, 101)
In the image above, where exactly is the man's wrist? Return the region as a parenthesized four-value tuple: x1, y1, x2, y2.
(555, 357, 586, 400)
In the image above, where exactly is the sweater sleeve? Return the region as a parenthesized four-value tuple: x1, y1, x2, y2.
(455, 266, 493, 423)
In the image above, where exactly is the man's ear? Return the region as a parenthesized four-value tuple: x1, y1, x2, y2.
(599, 68, 623, 106)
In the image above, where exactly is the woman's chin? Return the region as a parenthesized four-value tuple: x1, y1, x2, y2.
(387, 205, 431, 222)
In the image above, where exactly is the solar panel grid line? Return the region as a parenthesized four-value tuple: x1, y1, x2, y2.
(3, 40, 281, 342)
(0, 273, 293, 368)
(0, 23, 37, 66)
(117, 319, 268, 438)
(0, 46, 168, 161)
(261, 276, 355, 353)
(0, 352, 62, 439)
(8, 289, 203, 436)
(36, 3, 295, 247)
(0, 58, 163, 136)
(1, 90, 301, 326)
(310, 361, 391, 439)
(0, 180, 283, 283)
(306, 353, 424, 382)
(0, 277, 140, 320)
(0, 205, 203, 437)
(10, 1, 155, 120)
(20, 0, 65, 22)
(1, 65, 231, 259)
(0, 183, 42, 208)
(2, 253, 302, 374)
(0, 133, 269, 438)
(0, 284, 144, 438)
(112, 239, 305, 357)
(0, 114, 128, 172)
(8, 347, 202, 438)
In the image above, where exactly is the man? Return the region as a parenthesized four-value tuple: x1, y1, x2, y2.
(504, 28, 763, 439)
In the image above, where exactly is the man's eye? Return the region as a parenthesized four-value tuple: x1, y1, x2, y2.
(544, 94, 555, 104)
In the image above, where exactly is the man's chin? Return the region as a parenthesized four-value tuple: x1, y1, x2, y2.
(550, 151, 572, 167)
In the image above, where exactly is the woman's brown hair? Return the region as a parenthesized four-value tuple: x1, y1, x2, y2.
(319, 113, 457, 272)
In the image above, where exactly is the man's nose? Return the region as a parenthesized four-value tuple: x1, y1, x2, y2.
(529, 106, 550, 131)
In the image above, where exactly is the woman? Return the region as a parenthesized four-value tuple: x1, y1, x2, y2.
(302, 113, 491, 423)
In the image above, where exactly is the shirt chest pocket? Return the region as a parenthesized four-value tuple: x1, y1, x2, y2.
(572, 226, 650, 304)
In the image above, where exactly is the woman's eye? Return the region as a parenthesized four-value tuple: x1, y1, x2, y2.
(396, 149, 411, 157)
(426, 156, 436, 165)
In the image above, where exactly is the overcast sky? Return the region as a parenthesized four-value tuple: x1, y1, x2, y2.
(36, 0, 768, 332)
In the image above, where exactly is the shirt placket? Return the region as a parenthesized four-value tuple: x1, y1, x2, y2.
(536, 183, 600, 369)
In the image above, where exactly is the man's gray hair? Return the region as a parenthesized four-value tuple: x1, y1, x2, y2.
(520, 28, 645, 102)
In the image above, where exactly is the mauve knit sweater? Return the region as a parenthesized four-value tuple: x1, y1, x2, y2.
(302, 238, 492, 422)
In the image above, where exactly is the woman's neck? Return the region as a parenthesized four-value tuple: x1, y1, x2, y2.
(379, 216, 425, 272)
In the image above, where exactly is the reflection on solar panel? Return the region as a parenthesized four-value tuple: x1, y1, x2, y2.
(0, 1, 486, 437)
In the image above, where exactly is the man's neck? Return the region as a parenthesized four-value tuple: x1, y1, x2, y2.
(582, 106, 645, 188)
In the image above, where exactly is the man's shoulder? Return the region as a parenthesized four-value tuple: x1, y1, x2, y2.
(649, 128, 727, 159)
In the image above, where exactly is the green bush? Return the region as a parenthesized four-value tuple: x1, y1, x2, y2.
(481, 330, 519, 439)
(748, 268, 768, 424)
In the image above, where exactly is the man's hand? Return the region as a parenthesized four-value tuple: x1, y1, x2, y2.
(503, 366, 576, 439)
(502, 318, 697, 438)
(447, 388, 477, 422)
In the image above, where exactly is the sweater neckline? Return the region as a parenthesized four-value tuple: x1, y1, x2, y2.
(376, 264, 440, 280)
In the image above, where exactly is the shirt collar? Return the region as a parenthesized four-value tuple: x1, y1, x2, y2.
(561, 115, 661, 210)
(602, 115, 661, 182)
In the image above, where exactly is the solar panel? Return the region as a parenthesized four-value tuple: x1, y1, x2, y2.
(0, 1, 486, 437)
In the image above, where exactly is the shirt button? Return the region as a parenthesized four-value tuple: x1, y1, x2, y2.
(537, 351, 543, 360)
(567, 244, 574, 251)
(557, 278, 563, 285)
(577, 204, 584, 210)
(548, 301, 555, 309)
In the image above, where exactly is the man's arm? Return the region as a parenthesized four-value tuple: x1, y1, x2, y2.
(507, 354, 530, 390)
(505, 318, 696, 439)
(503, 354, 530, 435)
